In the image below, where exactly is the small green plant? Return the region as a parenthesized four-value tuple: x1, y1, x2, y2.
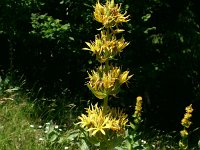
(179, 104, 193, 150)
(42, 121, 61, 145)
(29, 120, 69, 149)
(31, 13, 70, 40)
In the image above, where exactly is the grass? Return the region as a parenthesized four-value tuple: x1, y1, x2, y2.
(0, 96, 73, 150)
(0, 98, 44, 150)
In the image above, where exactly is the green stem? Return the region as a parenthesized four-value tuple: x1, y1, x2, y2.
(105, 60, 109, 71)
(103, 96, 108, 114)
(103, 55, 109, 114)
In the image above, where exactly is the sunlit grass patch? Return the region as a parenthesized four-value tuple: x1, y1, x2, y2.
(0, 99, 45, 150)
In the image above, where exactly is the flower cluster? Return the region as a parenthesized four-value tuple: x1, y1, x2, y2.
(83, 30, 129, 63)
(94, 0, 130, 28)
(179, 104, 193, 149)
(87, 65, 132, 99)
(78, 103, 128, 136)
(133, 96, 143, 125)
(181, 104, 193, 129)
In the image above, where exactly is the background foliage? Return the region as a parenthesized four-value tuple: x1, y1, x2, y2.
(0, 0, 200, 131)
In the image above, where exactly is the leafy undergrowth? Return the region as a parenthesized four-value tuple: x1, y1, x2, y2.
(0, 76, 199, 150)
(0, 94, 186, 150)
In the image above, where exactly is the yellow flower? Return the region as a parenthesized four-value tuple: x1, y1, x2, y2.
(133, 96, 143, 125)
(136, 96, 142, 101)
(134, 96, 142, 113)
(77, 103, 128, 136)
(94, 0, 130, 28)
(78, 114, 92, 128)
(179, 104, 193, 149)
(185, 104, 193, 114)
(119, 71, 133, 84)
(109, 107, 128, 131)
(83, 30, 129, 63)
(87, 65, 132, 99)
(180, 129, 188, 138)
(181, 104, 193, 128)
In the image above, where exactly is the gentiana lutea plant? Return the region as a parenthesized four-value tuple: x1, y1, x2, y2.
(179, 104, 193, 150)
(78, 0, 132, 149)
(130, 96, 143, 130)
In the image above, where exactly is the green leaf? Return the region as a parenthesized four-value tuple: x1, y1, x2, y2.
(79, 139, 90, 150)
(142, 13, 151, 22)
(144, 27, 156, 34)
(88, 60, 92, 64)
(62, 24, 70, 30)
(130, 122, 136, 130)
(69, 37, 74, 41)
(49, 134, 58, 142)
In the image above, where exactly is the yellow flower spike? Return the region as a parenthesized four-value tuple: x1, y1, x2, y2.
(133, 96, 143, 125)
(179, 104, 194, 149)
(80, 0, 131, 145)
(181, 104, 193, 129)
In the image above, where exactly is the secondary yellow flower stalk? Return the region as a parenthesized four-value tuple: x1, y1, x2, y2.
(83, 30, 129, 63)
(181, 104, 193, 129)
(78, 103, 128, 136)
(87, 65, 133, 99)
(133, 96, 143, 125)
(179, 104, 193, 150)
(94, 0, 130, 28)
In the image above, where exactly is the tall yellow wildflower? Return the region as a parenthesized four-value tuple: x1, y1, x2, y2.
(133, 96, 143, 125)
(179, 104, 193, 150)
(78, 0, 131, 148)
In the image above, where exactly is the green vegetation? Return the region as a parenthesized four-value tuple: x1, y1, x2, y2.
(1, 0, 200, 149)
(0, 99, 44, 150)
(1, 77, 198, 149)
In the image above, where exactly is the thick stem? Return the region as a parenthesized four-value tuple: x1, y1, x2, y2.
(105, 60, 109, 71)
(103, 59, 109, 114)
(103, 96, 108, 114)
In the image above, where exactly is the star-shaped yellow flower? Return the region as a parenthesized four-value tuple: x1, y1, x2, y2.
(77, 103, 128, 136)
